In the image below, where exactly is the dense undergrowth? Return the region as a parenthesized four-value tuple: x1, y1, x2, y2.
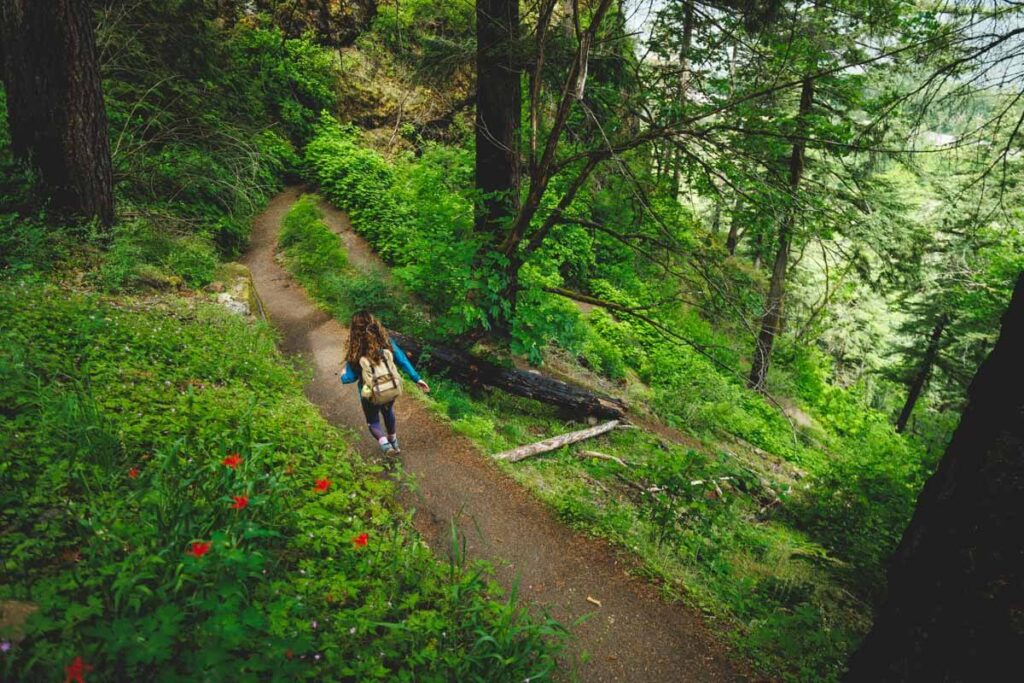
(294, 123, 942, 680)
(0, 283, 565, 681)
(1, 14, 328, 289)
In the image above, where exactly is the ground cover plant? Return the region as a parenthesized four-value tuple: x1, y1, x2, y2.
(0, 282, 565, 681)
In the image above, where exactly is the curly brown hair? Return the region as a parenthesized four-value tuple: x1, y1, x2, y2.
(345, 310, 391, 365)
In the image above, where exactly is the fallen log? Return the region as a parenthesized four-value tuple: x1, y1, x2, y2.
(390, 332, 627, 419)
(492, 420, 620, 462)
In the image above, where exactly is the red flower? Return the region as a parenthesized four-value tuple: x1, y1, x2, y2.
(314, 478, 331, 492)
(128, 467, 139, 479)
(222, 453, 243, 469)
(353, 532, 368, 548)
(230, 495, 249, 510)
(189, 541, 211, 558)
(64, 656, 93, 683)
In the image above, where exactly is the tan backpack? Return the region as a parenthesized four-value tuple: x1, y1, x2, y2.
(359, 349, 403, 405)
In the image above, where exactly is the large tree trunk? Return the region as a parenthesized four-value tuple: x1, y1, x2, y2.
(896, 315, 948, 433)
(474, 0, 521, 236)
(391, 332, 627, 419)
(748, 75, 814, 391)
(0, 0, 114, 225)
(845, 272, 1024, 681)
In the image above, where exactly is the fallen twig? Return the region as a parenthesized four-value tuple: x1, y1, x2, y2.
(577, 450, 633, 467)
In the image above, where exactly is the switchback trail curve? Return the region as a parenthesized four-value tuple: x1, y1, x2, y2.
(244, 188, 748, 682)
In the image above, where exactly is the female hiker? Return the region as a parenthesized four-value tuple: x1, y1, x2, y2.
(340, 310, 429, 454)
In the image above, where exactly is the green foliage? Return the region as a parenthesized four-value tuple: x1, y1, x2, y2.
(304, 118, 412, 261)
(226, 21, 340, 143)
(163, 237, 219, 287)
(578, 312, 627, 381)
(304, 119, 483, 337)
(0, 282, 565, 681)
(280, 195, 349, 273)
(96, 220, 220, 292)
(369, 0, 475, 63)
(92, 9, 338, 269)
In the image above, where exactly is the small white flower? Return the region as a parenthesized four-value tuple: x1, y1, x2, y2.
(349, 627, 356, 635)
(311, 620, 318, 630)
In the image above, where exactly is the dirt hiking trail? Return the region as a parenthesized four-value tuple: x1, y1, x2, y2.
(244, 188, 749, 682)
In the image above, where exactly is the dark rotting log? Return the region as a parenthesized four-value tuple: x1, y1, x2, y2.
(390, 332, 627, 419)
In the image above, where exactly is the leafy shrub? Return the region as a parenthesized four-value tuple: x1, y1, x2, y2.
(278, 194, 431, 338)
(97, 220, 221, 291)
(305, 119, 483, 337)
(226, 23, 340, 144)
(280, 194, 349, 273)
(304, 117, 411, 260)
(97, 220, 162, 291)
(163, 236, 218, 287)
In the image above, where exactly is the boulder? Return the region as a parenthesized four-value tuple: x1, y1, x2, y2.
(209, 263, 264, 319)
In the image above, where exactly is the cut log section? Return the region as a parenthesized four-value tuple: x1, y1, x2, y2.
(390, 332, 627, 419)
(492, 420, 620, 462)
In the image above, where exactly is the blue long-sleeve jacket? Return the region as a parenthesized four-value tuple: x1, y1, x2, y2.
(341, 338, 421, 385)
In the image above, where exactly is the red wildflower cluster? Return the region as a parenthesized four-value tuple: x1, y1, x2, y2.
(353, 533, 368, 548)
(189, 541, 211, 558)
(230, 495, 249, 510)
(222, 454, 243, 469)
(128, 467, 139, 479)
(314, 478, 331, 492)
(64, 656, 92, 683)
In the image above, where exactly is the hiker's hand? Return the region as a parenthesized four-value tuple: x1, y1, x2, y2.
(417, 380, 430, 393)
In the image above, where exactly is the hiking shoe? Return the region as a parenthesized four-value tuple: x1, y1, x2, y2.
(379, 441, 395, 454)
(389, 438, 401, 454)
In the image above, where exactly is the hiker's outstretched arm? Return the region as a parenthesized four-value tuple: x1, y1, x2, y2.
(340, 362, 359, 384)
(390, 339, 422, 383)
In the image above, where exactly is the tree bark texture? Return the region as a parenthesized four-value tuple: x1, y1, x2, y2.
(474, 0, 521, 236)
(748, 75, 814, 391)
(0, 0, 114, 225)
(845, 273, 1024, 681)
